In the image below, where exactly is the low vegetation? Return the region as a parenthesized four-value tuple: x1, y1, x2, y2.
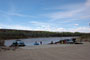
(0, 29, 90, 40)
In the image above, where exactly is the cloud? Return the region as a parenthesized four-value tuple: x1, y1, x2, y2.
(0, 0, 90, 33)
(0, 24, 32, 30)
(29, 21, 65, 32)
(69, 27, 90, 33)
(0, 9, 35, 18)
(48, 9, 83, 20)
(0, 25, 2, 29)
(7, 1, 36, 18)
(80, 15, 90, 19)
(0, 10, 12, 21)
(74, 24, 79, 26)
(42, 0, 90, 22)
(7, 25, 32, 30)
(30, 21, 52, 28)
(34, 26, 90, 33)
(43, 6, 82, 20)
(0, 1, 36, 22)
(50, 26, 90, 33)
(85, 0, 90, 7)
(7, 12, 35, 18)
(0, 23, 90, 32)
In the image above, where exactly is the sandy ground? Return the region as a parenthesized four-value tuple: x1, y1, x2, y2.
(0, 42, 90, 60)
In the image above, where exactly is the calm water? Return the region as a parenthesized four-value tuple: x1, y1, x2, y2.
(5, 37, 77, 46)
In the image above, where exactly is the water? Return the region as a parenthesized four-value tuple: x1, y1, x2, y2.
(5, 37, 77, 46)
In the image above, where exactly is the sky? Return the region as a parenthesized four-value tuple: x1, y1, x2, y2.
(0, 0, 90, 32)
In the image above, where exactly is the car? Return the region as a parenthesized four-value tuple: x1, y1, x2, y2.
(66, 39, 74, 44)
(10, 40, 25, 47)
(34, 41, 39, 45)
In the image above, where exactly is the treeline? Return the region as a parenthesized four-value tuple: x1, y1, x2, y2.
(80, 33, 90, 39)
(0, 29, 90, 40)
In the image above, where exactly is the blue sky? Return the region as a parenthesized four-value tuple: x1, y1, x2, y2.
(0, 0, 90, 32)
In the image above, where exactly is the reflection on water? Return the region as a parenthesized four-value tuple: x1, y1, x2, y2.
(5, 37, 77, 46)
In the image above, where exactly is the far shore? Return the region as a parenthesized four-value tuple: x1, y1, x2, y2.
(2, 36, 79, 41)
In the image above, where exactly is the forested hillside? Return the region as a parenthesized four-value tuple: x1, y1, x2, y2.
(0, 29, 89, 40)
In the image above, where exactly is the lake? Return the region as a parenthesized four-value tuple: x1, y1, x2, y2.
(5, 37, 78, 46)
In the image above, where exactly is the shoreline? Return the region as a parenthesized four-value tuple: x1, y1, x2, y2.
(0, 42, 90, 60)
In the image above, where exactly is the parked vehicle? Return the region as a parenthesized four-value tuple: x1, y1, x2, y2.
(10, 40, 25, 47)
(34, 41, 39, 45)
(66, 39, 74, 44)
